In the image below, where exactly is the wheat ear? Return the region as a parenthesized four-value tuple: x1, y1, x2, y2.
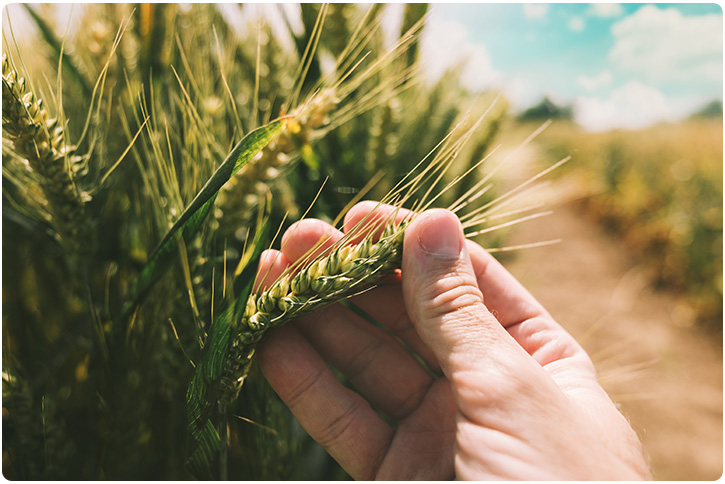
(2, 53, 89, 257)
(219, 212, 409, 403)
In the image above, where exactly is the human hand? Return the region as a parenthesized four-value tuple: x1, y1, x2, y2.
(255, 201, 651, 480)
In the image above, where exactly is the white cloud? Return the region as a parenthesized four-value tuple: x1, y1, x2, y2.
(577, 70, 613, 91)
(609, 5, 723, 83)
(523, 4, 549, 20)
(568, 15, 586, 32)
(419, 14, 502, 92)
(587, 3, 624, 18)
(574, 81, 675, 131)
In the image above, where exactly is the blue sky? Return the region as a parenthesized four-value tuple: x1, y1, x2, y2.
(418, 3, 723, 130)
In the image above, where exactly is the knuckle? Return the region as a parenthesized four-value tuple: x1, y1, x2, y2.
(284, 366, 325, 409)
(340, 338, 383, 380)
(314, 399, 360, 449)
(419, 272, 484, 322)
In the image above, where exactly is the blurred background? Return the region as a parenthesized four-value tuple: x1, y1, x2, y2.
(3, 3, 722, 480)
(425, 3, 724, 480)
(423, 4, 723, 480)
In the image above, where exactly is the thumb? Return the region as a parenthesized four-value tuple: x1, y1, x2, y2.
(401, 209, 529, 379)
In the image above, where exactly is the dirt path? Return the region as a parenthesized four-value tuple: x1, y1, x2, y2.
(496, 158, 723, 480)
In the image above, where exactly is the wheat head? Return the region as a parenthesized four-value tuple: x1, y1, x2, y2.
(219, 213, 408, 403)
(2, 53, 90, 257)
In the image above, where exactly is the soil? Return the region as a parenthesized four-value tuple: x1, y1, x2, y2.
(496, 149, 723, 480)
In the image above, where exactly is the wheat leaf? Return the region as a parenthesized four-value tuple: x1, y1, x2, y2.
(184, 420, 221, 480)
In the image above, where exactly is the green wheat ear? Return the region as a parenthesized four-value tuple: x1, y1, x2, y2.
(2, 53, 90, 258)
(219, 213, 410, 404)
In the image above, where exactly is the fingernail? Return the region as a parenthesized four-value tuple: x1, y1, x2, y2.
(417, 211, 463, 258)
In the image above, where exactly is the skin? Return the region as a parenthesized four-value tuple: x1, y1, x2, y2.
(254, 201, 652, 480)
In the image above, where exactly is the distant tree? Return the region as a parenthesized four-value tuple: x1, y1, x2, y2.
(518, 96, 573, 121)
(690, 99, 723, 119)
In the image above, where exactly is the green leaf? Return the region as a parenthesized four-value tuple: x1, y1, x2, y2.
(116, 119, 283, 323)
(185, 420, 221, 480)
(184, 208, 271, 479)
